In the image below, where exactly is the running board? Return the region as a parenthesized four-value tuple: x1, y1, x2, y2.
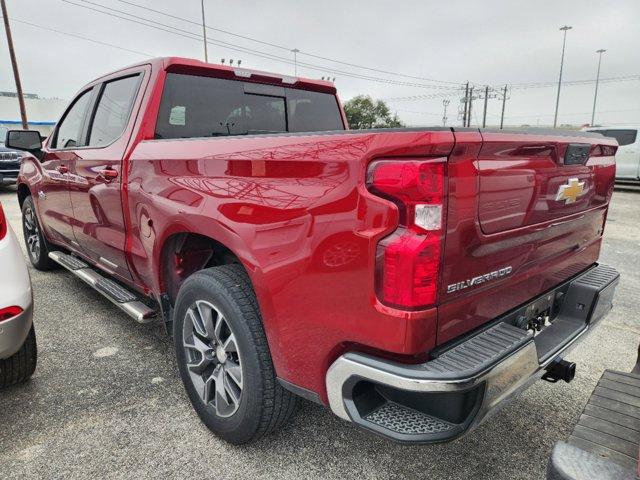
(48, 251, 157, 323)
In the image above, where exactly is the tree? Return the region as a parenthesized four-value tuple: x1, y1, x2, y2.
(343, 95, 404, 129)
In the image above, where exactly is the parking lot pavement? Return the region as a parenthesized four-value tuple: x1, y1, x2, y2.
(0, 185, 638, 480)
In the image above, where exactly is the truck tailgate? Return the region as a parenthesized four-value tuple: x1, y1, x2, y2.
(438, 129, 617, 344)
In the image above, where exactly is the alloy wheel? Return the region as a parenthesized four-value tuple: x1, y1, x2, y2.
(23, 206, 41, 262)
(182, 300, 243, 418)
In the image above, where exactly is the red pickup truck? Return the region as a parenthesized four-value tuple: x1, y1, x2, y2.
(7, 57, 620, 445)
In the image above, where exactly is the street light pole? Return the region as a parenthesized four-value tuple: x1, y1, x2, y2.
(291, 48, 300, 76)
(201, 0, 208, 62)
(591, 49, 606, 126)
(553, 25, 572, 128)
(0, 0, 28, 129)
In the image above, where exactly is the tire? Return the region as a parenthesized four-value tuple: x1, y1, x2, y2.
(0, 326, 37, 389)
(21, 196, 57, 271)
(173, 264, 297, 444)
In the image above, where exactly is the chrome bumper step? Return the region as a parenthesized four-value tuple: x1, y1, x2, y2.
(48, 251, 156, 324)
(326, 263, 620, 444)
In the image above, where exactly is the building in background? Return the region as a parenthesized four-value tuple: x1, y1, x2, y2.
(0, 91, 67, 137)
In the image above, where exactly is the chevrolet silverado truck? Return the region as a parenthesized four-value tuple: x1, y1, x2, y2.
(6, 57, 620, 445)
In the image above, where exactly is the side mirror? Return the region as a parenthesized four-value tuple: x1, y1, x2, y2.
(5, 130, 42, 152)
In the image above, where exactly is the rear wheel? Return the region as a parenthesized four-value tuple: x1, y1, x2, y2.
(173, 264, 297, 444)
(0, 326, 37, 389)
(21, 196, 57, 271)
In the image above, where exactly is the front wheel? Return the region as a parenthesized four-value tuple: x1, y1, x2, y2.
(21, 196, 57, 271)
(173, 264, 297, 444)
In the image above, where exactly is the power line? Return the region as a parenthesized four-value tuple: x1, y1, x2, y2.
(111, 0, 461, 86)
(489, 107, 640, 119)
(384, 91, 458, 102)
(394, 109, 442, 116)
(507, 74, 640, 89)
(60, 0, 460, 90)
(386, 73, 640, 102)
(0, 16, 155, 57)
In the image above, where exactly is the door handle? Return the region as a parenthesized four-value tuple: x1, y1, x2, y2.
(98, 168, 118, 182)
(56, 165, 68, 174)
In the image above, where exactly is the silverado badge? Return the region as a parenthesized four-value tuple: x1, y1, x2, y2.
(447, 266, 513, 294)
(555, 178, 585, 205)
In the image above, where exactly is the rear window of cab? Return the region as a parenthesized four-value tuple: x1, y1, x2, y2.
(155, 73, 344, 139)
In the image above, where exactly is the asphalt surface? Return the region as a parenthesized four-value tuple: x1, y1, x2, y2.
(0, 185, 638, 480)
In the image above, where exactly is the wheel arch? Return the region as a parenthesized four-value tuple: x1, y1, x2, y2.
(158, 231, 249, 305)
(17, 183, 31, 208)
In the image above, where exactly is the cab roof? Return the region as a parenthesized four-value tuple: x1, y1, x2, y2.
(98, 56, 337, 95)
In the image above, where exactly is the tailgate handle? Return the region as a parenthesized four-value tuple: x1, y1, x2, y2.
(564, 144, 591, 165)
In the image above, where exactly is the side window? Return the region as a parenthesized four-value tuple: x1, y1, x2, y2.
(88, 75, 141, 147)
(53, 88, 93, 149)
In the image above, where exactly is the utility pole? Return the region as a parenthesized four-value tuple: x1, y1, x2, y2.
(482, 85, 490, 128)
(553, 25, 572, 128)
(461, 82, 469, 127)
(291, 48, 300, 76)
(200, 0, 208, 62)
(591, 49, 606, 126)
(467, 86, 474, 127)
(442, 99, 450, 126)
(500, 85, 508, 129)
(1, 0, 28, 129)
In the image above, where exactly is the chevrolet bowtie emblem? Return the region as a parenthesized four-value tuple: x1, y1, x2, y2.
(556, 178, 585, 204)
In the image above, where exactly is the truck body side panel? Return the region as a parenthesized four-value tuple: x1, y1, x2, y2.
(127, 130, 453, 397)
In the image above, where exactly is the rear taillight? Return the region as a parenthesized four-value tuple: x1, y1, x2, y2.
(0, 203, 6, 241)
(0, 306, 23, 322)
(367, 159, 445, 309)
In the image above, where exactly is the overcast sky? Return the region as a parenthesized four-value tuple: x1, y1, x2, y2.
(0, 0, 638, 127)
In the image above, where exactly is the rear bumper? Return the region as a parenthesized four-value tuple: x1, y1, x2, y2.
(0, 301, 33, 359)
(326, 264, 619, 443)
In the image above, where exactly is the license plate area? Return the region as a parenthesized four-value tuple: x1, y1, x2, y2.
(515, 293, 557, 336)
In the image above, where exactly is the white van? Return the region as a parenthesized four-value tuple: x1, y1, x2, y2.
(586, 126, 640, 180)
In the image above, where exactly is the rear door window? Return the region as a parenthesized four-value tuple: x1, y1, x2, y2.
(88, 75, 141, 147)
(155, 73, 344, 139)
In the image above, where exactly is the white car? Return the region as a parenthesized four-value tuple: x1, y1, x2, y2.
(585, 125, 640, 180)
(0, 201, 36, 387)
